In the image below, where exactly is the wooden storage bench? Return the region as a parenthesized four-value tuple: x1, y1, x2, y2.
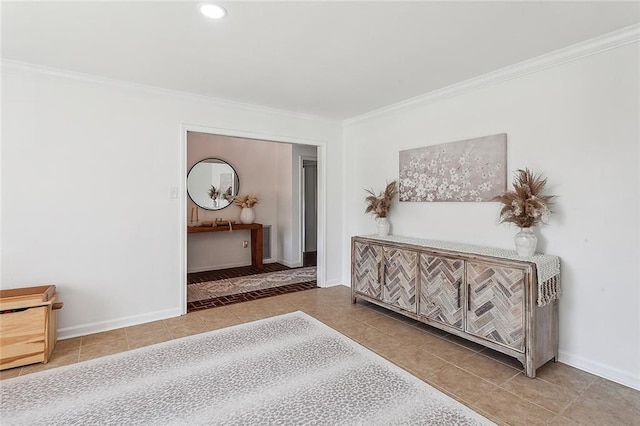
(0, 285, 63, 370)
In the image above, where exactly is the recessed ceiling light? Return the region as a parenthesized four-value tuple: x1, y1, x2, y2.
(200, 4, 226, 19)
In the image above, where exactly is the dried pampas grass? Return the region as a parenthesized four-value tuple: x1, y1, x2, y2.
(493, 169, 555, 228)
(234, 194, 259, 208)
(222, 187, 234, 202)
(208, 185, 220, 200)
(365, 181, 398, 218)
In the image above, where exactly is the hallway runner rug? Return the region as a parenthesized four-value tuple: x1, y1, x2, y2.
(187, 266, 316, 302)
(1, 312, 495, 425)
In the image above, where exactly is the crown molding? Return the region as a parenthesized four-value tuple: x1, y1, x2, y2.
(344, 24, 640, 126)
(0, 60, 339, 125)
(3, 24, 638, 126)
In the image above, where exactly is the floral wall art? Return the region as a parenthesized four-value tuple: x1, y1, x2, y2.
(399, 133, 507, 202)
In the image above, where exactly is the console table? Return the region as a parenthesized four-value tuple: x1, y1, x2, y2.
(188, 223, 263, 270)
(351, 234, 561, 378)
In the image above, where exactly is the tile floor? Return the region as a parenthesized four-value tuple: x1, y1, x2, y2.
(2, 286, 638, 426)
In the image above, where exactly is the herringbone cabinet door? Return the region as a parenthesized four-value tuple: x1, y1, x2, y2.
(419, 255, 464, 329)
(353, 242, 383, 299)
(382, 248, 418, 313)
(466, 261, 525, 351)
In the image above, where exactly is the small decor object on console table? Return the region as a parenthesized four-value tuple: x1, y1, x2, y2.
(364, 181, 398, 236)
(493, 169, 555, 257)
(234, 194, 259, 224)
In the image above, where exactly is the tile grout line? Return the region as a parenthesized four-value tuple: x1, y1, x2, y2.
(4, 287, 636, 426)
(549, 377, 600, 424)
(471, 385, 559, 422)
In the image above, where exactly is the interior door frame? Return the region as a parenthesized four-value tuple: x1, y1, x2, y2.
(179, 124, 328, 315)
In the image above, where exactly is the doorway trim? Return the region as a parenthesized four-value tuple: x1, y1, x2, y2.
(179, 124, 328, 315)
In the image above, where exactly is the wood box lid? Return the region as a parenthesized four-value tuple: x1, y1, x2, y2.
(0, 285, 56, 310)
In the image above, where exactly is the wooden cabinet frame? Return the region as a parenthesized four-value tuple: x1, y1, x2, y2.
(351, 236, 559, 378)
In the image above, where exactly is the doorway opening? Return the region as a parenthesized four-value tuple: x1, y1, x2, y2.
(301, 158, 317, 267)
(180, 127, 325, 314)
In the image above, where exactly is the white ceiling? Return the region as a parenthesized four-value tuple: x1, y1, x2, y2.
(2, 1, 639, 120)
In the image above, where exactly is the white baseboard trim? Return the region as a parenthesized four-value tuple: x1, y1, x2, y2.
(188, 262, 249, 273)
(187, 259, 275, 273)
(278, 259, 303, 268)
(322, 279, 345, 288)
(558, 350, 639, 391)
(57, 307, 183, 340)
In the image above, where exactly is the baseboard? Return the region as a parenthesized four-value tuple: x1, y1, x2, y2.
(558, 350, 640, 391)
(57, 307, 183, 340)
(187, 259, 277, 273)
(322, 279, 345, 288)
(278, 259, 303, 268)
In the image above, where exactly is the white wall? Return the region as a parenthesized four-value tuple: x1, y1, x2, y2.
(344, 43, 639, 389)
(185, 134, 318, 270)
(187, 133, 282, 271)
(1, 64, 343, 338)
(272, 143, 318, 268)
(275, 144, 294, 266)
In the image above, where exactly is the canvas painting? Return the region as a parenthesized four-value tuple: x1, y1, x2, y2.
(399, 134, 507, 202)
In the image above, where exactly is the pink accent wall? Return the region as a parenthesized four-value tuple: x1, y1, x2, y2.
(187, 132, 286, 271)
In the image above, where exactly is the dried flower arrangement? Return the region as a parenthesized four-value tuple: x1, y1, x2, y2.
(234, 194, 259, 208)
(493, 169, 555, 228)
(208, 185, 220, 200)
(364, 181, 398, 218)
(222, 187, 234, 202)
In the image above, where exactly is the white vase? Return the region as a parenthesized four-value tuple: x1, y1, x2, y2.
(239, 207, 255, 224)
(514, 227, 537, 257)
(376, 217, 391, 236)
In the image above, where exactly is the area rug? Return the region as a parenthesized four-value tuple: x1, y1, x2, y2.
(187, 266, 316, 302)
(0, 312, 494, 425)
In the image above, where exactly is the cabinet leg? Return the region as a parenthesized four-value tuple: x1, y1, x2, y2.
(352, 295, 357, 304)
(553, 300, 559, 363)
(524, 362, 536, 378)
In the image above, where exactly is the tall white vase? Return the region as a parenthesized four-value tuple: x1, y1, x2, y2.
(239, 207, 255, 224)
(514, 227, 537, 257)
(376, 217, 391, 236)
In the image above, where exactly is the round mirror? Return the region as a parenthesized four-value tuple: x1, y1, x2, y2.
(187, 158, 240, 210)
